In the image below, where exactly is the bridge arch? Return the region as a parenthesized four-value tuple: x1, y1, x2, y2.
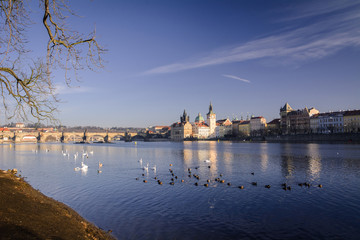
(88, 135, 105, 142)
(65, 134, 84, 143)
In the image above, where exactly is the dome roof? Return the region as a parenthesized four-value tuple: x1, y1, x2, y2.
(195, 113, 204, 123)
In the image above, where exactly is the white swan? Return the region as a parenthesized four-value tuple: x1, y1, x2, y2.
(143, 163, 149, 172)
(81, 162, 88, 170)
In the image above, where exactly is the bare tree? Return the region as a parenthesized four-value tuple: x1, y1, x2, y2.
(0, 0, 104, 123)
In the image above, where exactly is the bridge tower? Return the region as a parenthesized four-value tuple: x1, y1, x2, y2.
(104, 130, 112, 143)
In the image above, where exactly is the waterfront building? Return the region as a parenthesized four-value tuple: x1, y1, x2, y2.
(148, 126, 171, 134)
(280, 103, 319, 134)
(317, 112, 344, 134)
(170, 110, 193, 141)
(206, 103, 217, 138)
(215, 118, 232, 138)
(250, 116, 267, 136)
(238, 120, 251, 136)
(192, 113, 210, 139)
(344, 110, 360, 133)
(310, 114, 320, 134)
(280, 103, 294, 134)
(267, 118, 280, 135)
(232, 120, 243, 137)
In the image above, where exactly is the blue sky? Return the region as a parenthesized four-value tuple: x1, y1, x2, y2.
(16, 0, 360, 127)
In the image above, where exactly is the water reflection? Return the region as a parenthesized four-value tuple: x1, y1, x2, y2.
(306, 144, 321, 180)
(279, 143, 323, 181)
(1, 142, 360, 240)
(260, 143, 269, 172)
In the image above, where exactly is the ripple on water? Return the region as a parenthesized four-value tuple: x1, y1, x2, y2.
(1, 142, 360, 240)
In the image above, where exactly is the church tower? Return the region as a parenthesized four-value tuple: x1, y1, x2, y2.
(206, 102, 216, 138)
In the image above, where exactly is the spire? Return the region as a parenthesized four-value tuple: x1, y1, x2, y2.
(207, 102, 214, 115)
(180, 109, 189, 123)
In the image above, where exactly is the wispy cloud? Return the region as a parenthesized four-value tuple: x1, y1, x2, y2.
(279, 0, 360, 22)
(143, 2, 360, 75)
(223, 74, 250, 83)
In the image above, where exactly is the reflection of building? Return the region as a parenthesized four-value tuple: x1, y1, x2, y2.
(307, 144, 321, 178)
(215, 118, 232, 138)
(171, 110, 193, 141)
(344, 110, 360, 133)
(280, 103, 319, 134)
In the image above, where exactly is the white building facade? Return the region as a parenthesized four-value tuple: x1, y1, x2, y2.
(318, 112, 344, 134)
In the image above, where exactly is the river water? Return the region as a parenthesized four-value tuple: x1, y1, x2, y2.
(1, 141, 359, 239)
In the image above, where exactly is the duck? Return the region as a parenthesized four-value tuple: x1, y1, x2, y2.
(98, 162, 103, 168)
(204, 159, 210, 163)
(151, 165, 156, 172)
(251, 182, 257, 186)
(265, 185, 271, 189)
(204, 183, 209, 187)
(238, 185, 244, 189)
(227, 182, 231, 186)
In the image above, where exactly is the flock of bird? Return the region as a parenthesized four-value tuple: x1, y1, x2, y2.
(60, 149, 103, 173)
(136, 158, 323, 190)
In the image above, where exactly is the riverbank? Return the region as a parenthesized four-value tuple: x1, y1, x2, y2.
(0, 169, 115, 240)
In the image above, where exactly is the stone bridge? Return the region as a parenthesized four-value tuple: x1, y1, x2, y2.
(0, 130, 138, 143)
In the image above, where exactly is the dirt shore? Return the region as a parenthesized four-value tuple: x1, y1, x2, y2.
(0, 169, 116, 240)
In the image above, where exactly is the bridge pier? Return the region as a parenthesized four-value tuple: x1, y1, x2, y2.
(104, 135, 112, 143)
(38, 133, 45, 143)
